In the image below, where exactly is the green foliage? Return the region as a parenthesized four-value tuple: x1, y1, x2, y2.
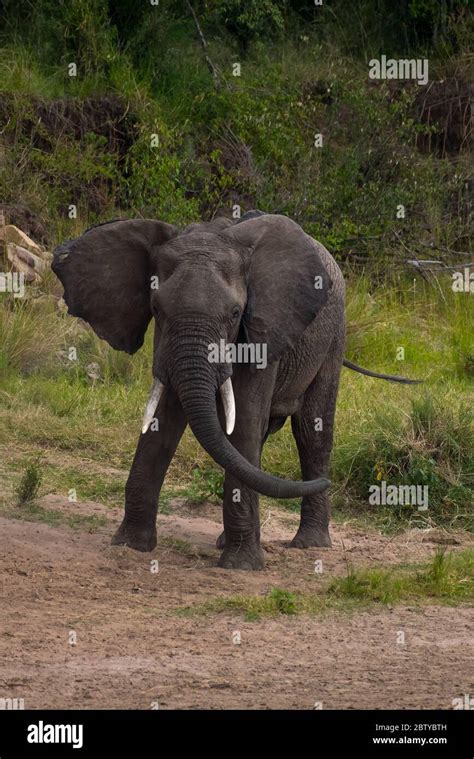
(267, 587, 298, 615)
(0, 296, 71, 376)
(337, 394, 473, 529)
(187, 465, 224, 503)
(0, 0, 471, 251)
(123, 119, 200, 224)
(206, 0, 285, 50)
(15, 460, 43, 506)
(2, 0, 117, 76)
(3, 0, 471, 60)
(329, 549, 474, 603)
(0, 0, 471, 537)
(313, 0, 473, 57)
(178, 549, 474, 618)
(6, 500, 107, 530)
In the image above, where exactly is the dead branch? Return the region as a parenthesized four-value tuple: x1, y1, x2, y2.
(186, 1, 220, 88)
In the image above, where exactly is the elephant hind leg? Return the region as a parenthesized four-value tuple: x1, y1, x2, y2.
(289, 338, 344, 549)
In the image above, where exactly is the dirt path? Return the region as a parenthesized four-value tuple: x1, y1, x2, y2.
(0, 497, 472, 709)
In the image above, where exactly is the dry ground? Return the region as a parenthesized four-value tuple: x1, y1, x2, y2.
(0, 495, 472, 709)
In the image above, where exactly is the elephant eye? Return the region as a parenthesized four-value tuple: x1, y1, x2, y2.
(231, 306, 241, 321)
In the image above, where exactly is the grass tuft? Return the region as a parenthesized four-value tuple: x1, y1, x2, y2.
(178, 550, 474, 619)
(15, 459, 43, 506)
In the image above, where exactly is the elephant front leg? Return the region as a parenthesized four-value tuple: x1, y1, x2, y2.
(219, 475, 264, 570)
(112, 389, 186, 552)
(217, 365, 276, 570)
(218, 413, 267, 570)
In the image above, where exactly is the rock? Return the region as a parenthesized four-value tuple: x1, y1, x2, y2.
(0, 214, 51, 284)
(421, 530, 460, 545)
(1, 224, 44, 255)
(0, 204, 49, 245)
(6, 243, 47, 282)
(86, 362, 102, 382)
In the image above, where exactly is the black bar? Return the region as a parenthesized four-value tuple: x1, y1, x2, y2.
(0, 709, 471, 757)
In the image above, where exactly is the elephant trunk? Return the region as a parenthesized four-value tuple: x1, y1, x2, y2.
(164, 337, 330, 499)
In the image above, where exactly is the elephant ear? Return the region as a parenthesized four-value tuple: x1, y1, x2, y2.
(52, 219, 178, 354)
(225, 214, 332, 365)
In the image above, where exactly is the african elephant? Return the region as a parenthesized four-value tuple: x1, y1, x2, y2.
(53, 211, 417, 570)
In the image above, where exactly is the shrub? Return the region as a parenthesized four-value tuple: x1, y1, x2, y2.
(187, 465, 224, 503)
(15, 459, 43, 506)
(338, 394, 473, 528)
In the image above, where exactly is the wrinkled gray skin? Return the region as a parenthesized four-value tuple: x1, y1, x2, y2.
(52, 212, 349, 569)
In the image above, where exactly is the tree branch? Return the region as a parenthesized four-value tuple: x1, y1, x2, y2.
(186, 1, 220, 88)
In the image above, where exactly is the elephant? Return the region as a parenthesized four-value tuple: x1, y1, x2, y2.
(52, 211, 418, 570)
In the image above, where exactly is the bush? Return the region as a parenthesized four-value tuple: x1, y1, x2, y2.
(187, 465, 224, 503)
(339, 394, 473, 528)
(15, 460, 43, 506)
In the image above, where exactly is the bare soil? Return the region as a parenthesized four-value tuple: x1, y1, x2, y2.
(0, 496, 472, 709)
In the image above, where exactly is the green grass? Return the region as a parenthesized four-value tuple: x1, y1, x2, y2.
(329, 550, 474, 604)
(4, 455, 126, 505)
(0, 273, 472, 532)
(0, 3, 472, 538)
(15, 459, 43, 506)
(331, 393, 473, 530)
(177, 550, 474, 620)
(1, 500, 107, 531)
(41, 465, 125, 506)
(186, 465, 225, 503)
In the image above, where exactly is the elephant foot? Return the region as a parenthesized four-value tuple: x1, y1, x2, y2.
(111, 520, 157, 552)
(218, 543, 265, 570)
(290, 525, 332, 549)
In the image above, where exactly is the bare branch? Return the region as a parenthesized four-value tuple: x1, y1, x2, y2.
(186, 1, 220, 88)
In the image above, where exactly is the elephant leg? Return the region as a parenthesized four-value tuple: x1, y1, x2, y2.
(112, 389, 186, 552)
(218, 443, 264, 570)
(217, 368, 274, 569)
(214, 416, 285, 551)
(290, 342, 343, 549)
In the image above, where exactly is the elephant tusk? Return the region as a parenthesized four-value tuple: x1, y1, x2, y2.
(220, 377, 235, 435)
(141, 379, 164, 434)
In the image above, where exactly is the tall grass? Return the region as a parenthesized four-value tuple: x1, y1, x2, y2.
(0, 296, 69, 376)
(0, 273, 472, 530)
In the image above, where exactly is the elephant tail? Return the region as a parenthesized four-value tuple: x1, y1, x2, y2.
(343, 359, 422, 384)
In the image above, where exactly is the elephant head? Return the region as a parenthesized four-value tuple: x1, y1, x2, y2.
(52, 214, 332, 499)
